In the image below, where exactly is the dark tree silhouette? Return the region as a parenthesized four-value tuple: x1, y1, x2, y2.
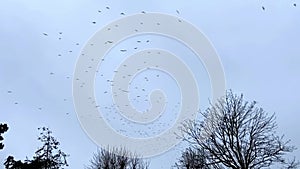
(4, 127, 69, 169)
(86, 147, 149, 169)
(180, 91, 298, 169)
(174, 147, 214, 169)
(0, 123, 9, 150)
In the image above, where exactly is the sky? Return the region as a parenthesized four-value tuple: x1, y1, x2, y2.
(0, 0, 300, 168)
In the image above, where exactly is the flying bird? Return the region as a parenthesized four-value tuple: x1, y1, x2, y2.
(43, 33, 48, 36)
(106, 6, 110, 9)
(176, 10, 180, 14)
(262, 6, 265, 10)
(294, 3, 297, 7)
(92, 21, 96, 24)
(105, 40, 113, 44)
(7, 91, 12, 93)
(120, 12, 125, 15)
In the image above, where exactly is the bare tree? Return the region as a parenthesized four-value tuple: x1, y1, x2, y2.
(86, 147, 149, 169)
(180, 91, 298, 169)
(174, 147, 213, 169)
(4, 127, 69, 169)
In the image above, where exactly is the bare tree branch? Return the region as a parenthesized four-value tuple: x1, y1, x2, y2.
(179, 90, 297, 169)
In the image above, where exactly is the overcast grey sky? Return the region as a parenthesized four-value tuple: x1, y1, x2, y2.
(1, 0, 300, 168)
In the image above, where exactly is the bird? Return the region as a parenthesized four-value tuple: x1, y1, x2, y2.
(50, 72, 54, 75)
(59, 32, 63, 34)
(98, 10, 101, 13)
(7, 91, 12, 94)
(176, 10, 180, 14)
(92, 21, 96, 24)
(106, 6, 110, 9)
(120, 49, 127, 52)
(43, 33, 48, 36)
(294, 3, 297, 7)
(105, 40, 113, 44)
(262, 6, 265, 10)
(120, 12, 125, 15)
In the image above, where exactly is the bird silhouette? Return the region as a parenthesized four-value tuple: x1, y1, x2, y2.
(262, 6, 265, 10)
(43, 33, 48, 36)
(294, 3, 297, 6)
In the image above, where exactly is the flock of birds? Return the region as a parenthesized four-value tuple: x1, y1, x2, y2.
(6, 3, 298, 136)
